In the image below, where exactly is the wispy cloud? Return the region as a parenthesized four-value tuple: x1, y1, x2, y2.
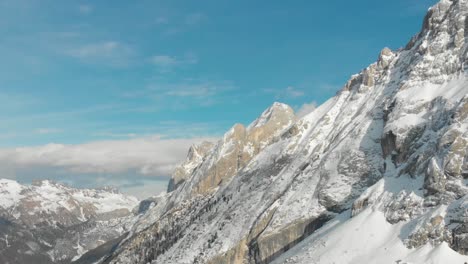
(263, 86, 305, 99)
(122, 79, 235, 102)
(185, 13, 205, 26)
(317, 83, 341, 92)
(78, 4, 93, 15)
(160, 12, 207, 36)
(0, 92, 41, 112)
(151, 55, 178, 67)
(285, 86, 305, 97)
(155, 16, 169, 25)
(0, 132, 17, 140)
(163, 83, 225, 97)
(0, 103, 121, 126)
(92, 132, 140, 139)
(66, 41, 134, 66)
(296, 101, 318, 118)
(67, 41, 125, 58)
(149, 53, 198, 71)
(91, 120, 227, 140)
(34, 128, 63, 135)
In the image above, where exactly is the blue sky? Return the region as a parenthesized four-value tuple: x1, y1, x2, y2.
(0, 0, 438, 147)
(0, 0, 438, 197)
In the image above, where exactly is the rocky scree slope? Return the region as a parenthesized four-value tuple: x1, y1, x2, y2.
(100, 0, 468, 263)
(0, 179, 138, 264)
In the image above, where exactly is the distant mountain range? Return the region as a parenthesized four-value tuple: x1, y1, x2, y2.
(0, 179, 137, 263)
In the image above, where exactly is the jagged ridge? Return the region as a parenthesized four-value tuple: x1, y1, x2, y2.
(96, 0, 468, 263)
(0, 179, 138, 263)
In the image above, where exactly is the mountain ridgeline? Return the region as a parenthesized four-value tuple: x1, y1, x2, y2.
(0, 179, 138, 264)
(2, 0, 468, 263)
(94, 0, 468, 263)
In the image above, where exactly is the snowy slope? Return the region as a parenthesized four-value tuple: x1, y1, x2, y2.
(97, 0, 468, 263)
(0, 179, 24, 209)
(0, 179, 139, 263)
(0, 179, 138, 225)
(272, 209, 468, 264)
(272, 176, 468, 264)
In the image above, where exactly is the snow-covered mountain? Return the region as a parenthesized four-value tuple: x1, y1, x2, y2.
(0, 179, 138, 263)
(90, 0, 468, 263)
(3, 0, 468, 263)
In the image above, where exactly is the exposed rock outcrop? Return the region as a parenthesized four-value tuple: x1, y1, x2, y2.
(95, 1, 468, 263)
(168, 141, 215, 192)
(173, 102, 295, 197)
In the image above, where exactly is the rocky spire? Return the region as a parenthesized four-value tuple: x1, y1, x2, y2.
(169, 102, 295, 196)
(168, 141, 215, 192)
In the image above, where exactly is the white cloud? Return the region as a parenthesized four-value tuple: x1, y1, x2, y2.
(0, 135, 216, 177)
(92, 132, 139, 138)
(296, 101, 318, 118)
(318, 83, 340, 92)
(69, 41, 121, 58)
(0, 132, 220, 198)
(34, 128, 62, 135)
(164, 83, 222, 97)
(285, 86, 304, 97)
(122, 80, 235, 106)
(150, 55, 178, 67)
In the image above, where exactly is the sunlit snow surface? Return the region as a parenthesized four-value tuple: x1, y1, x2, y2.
(273, 208, 468, 264)
(0, 179, 138, 215)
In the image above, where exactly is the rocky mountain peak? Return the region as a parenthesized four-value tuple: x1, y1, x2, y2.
(378, 47, 396, 68)
(187, 141, 214, 161)
(247, 102, 295, 130)
(167, 103, 295, 198)
(421, 0, 467, 34)
(344, 0, 468, 95)
(168, 141, 215, 192)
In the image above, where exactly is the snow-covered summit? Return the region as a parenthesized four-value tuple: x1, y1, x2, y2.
(247, 102, 295, 130)
(0, 179, 138, 226)
(0, 178, 140, 263)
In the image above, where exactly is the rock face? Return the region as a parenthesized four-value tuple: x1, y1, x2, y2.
(168, 141, 215, 192)
(93, 1, 468, 263)
(0, 179, 139, 263)
(168, 102, 295, 199)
